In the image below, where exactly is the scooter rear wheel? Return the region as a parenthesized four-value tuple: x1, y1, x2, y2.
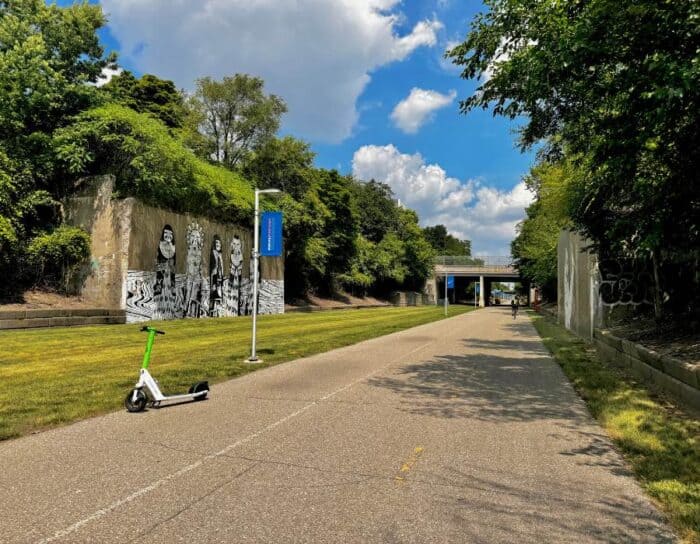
(189, 381, 209, 401)
(125, 389, 148, 412)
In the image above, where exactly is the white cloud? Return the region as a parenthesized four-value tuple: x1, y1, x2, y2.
(390, 88, 456, 133)
(352, 144, 533, 254)
(101, 0, 442, 143)
(94, 67, 123, 87)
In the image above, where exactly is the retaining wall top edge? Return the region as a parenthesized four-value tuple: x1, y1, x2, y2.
(594, 327, 699, 373)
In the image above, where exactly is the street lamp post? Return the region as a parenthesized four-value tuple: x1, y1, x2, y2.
(246, 188, 281, 364)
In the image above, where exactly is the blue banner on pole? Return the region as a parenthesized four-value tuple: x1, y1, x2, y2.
(260, 211, 283, 257)
(475, 283, 480, 294)
(447, 275, 454, 289)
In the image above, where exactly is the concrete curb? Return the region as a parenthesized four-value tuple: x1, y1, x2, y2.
(593, 328, 700, 411)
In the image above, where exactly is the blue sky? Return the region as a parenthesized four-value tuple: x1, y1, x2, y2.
(61, 0, 535, 255)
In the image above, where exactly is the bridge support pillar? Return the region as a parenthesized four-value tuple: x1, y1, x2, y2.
(479, 275, 485, 307)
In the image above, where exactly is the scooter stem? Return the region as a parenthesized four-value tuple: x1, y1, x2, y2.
(142, 329, 157, 370)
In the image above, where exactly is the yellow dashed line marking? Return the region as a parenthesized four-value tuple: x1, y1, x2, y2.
(394, 446, 424, 483)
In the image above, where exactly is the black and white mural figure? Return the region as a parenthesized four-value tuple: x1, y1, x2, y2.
(184, 222, 205, 318)
(209, 235, 225, 317)
(126, 271, 155, 321)
(125, 219, 283, 323)
(225, 235, 244, 316)
(153, 224, 177, 319)
(242, 256, 260, 316)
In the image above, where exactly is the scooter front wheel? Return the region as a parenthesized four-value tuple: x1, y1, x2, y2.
(125, 389, 148, 412)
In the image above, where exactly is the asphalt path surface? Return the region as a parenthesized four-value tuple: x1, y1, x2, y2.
(0, 307, 676, 543)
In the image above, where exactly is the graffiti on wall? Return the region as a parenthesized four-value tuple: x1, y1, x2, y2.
(598, 259, 653, 307)
(126, 222, 283, 323)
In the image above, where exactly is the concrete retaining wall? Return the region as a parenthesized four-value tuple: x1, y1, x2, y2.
(0, 309, 126, 330)
(557, 231, 604, 339)
(390, 291, 432, 306)
(593, 329, 700, 411)
(65, 176, 284, 323)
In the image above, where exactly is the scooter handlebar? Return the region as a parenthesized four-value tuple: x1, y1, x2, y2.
(140, 326, 166, 335)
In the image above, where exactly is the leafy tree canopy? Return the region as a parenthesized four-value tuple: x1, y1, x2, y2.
(511, 160, 573, 300)
(352, 180, 401, 244)
(102, 71, 186, 128)
(423, 224, 472, 256)
(241, 136, 315, 199)
(187, 74, 287, 170)
(54, 104, 254, 224)
(449, 0, 700, 260)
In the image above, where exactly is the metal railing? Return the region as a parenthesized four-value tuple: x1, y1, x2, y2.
(434, 255, 514, 268)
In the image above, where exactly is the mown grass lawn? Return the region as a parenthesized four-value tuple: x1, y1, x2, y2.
(0, 305, 474, 441)
(531, 313, 700, 544)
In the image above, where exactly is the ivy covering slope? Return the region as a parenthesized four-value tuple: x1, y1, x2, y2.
(54, 104, 255, 225)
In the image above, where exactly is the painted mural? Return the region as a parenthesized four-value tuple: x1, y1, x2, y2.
(126, 222, 284, 323)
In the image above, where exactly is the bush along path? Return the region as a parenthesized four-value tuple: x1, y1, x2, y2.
(0, 305, 474, 442)
(531, 313, 700, 543)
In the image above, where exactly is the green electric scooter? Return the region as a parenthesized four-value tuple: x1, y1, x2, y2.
(125, 326, 209, 412)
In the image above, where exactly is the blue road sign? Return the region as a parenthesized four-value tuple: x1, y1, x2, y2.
(447, 275, 454, 289)
(260, 211, 283, 257)
(475, 283, 480, 294)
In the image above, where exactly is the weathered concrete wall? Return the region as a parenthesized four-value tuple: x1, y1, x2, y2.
(64, 176, 132, 307)
(557, 230, 604, 339)
(390, 291, 432, 306)
(66, 176, 284, 323)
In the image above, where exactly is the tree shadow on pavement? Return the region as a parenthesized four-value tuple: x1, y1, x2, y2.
(367, 350, 587, 423)
(431, 465, 674, 543)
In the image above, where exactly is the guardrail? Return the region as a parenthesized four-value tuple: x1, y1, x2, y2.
(434, 256, 514, 267)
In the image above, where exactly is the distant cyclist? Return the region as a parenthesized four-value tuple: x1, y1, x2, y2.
(511, 297, 519, 319)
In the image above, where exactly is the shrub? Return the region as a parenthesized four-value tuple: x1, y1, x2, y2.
(54, 104, 255, 224)
(27, 225, 91, 293)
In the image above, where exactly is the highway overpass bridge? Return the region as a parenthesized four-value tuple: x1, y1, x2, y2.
(426, 256, 531, 307)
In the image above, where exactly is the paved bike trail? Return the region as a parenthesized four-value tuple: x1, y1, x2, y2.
(0, 308, 675, 543)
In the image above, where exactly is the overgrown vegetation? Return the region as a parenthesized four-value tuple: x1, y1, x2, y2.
(26, 224, 91, 292)
(532, 314, 699, 543)
(511, 160, 573, 301)
(0, 0, 447, 302)
(0, 305, 474, 441)
(54, 104, 255, 224)
(451, 0, 700, 320)
(0, 0, 111, 294)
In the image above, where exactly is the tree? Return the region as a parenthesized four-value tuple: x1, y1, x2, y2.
(423, 224, 472, 256)
(0, 0, 112, 290)
(449, 0, 700, 318)
(276, 185, 331, 299)
(0, 0, 113, 177)
(187, 74, 287, 169)
(102, 71, 186, 128)
(241, 136, 315, 198)
(397, 209, 436, 290)
(352, 180, 401, 243)
(54, 104, 255, 224)
(511, 161, 572, 301)
(317, 170, 358, 290)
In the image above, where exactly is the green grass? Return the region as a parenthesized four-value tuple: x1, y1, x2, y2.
(0, 305, 474, 442)
(530, 313, 700, 543)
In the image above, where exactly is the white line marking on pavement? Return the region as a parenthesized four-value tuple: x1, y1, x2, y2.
(37, 340, 434, 543)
